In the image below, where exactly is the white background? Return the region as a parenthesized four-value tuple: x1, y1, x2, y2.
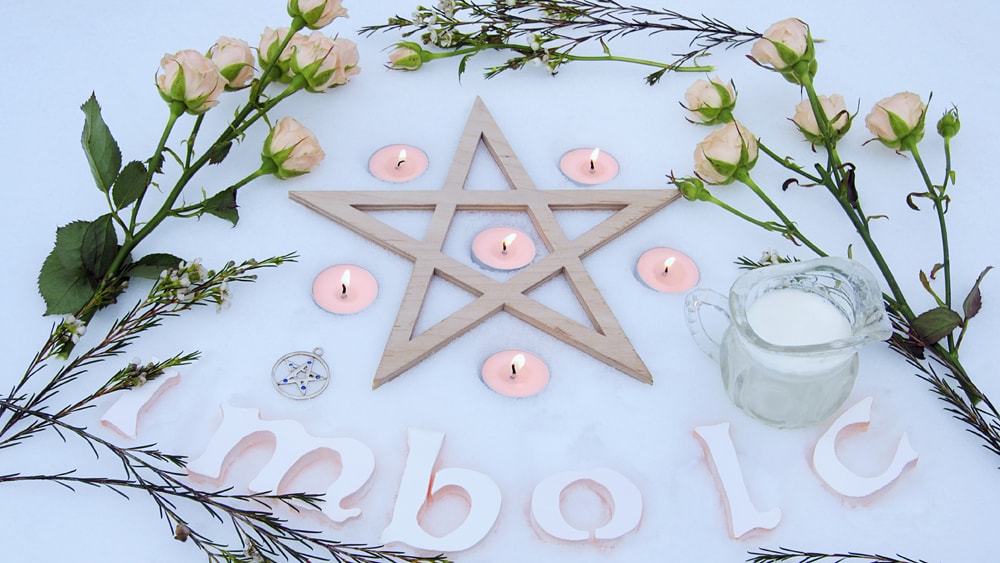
(1, 1, 999, 561)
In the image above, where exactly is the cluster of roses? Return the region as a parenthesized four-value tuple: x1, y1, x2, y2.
(677, 18, 935, 191)
(155, 0, 359, 179)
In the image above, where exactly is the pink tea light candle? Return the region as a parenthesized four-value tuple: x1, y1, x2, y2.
(313, 264, 378, 314)
(482, 350, 550, 397)
(368, 144, 428, 182)
(472, 227, 536, 270)
(559, 147, 619, 185)
(636, 247, 699, 293)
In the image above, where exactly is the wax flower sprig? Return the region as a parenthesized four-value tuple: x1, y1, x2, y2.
(4, 1, 446, 561)
(362, 0, 760, 84)
(669, 18, 998, 466)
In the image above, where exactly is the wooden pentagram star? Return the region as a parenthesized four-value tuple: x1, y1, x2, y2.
(290, 97, 680, 389)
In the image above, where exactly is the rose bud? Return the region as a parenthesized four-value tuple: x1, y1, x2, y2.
(864, 91, 927, 150)
(693, 121, 759, 185)
(262, 117, 325, 179)
(287, 0, 348, 30)
(259, 27, 307, 83)
(387, 42, 424, 71)
(670, 175, 714, 202)
(791, 94, 851, 144)
(328, 38, 361, 86)
(937, 107, 960, 140)
(156, 50, 226, 114)
(290, 32, 361, 92)
(208, 37, 255, 89)
(682, 76, 736, 125)
(749, 18, 817, 84)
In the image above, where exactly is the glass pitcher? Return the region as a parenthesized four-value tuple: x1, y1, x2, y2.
(684, 257, 891, 428)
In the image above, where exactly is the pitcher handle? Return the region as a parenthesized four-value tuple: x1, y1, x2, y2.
(684, 289, 730, 363)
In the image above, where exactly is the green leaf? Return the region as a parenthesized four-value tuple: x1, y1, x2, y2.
(38, 221, 98, 314)
(112, 160, 148, 209)
(81, 214, 119, 279)
(203, 187, 239, 225)
(910, 306, 963, 345)
(458, 53, 472, 80)
(963, 266, 993, 320)
(207, 142, 233, 165)
(599, 37, 611, 56)
(127, 253, 183, 280)
(80, 93, 122, 193)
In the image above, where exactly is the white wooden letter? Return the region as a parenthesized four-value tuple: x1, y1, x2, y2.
(101, 370, 181, 439)
(694, 422, 781, 538)
(813, 396, 918, 498)
(530, 468, 642, 541)
(381, 428, 501, 552)
(186, 404, 375, 522)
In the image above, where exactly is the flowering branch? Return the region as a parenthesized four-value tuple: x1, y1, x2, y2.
(9, 2, 450, 561)
(38, 3, 361, 355)
(666, 18, 1000, 464)
(361, 0, 759, 83)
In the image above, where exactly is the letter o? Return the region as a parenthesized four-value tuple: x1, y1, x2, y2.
(530, 468, 642, 541)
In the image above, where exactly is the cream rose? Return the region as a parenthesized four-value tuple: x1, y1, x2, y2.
(684, 76, 736, 125)
(750, 18, 810, 70)
(209, 37, 255, 89)
(288, 0, 348, 29)
(693, 121, 758, 184)
(156, 50, 226, 114)
(263, 117, 325, 179)
(290, 32, 360, 91)
(259, 27, 307, 82)
(329, 38, 361, 85)
(792, 94, 850, 143)
(865, 92, 927, 149)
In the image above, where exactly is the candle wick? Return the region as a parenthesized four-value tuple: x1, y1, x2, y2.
(510, 363, 517, 378)
(502, 242, 508, 254)
(663, 265, 670, 276)
(341, 283, 348, 298)
(589, 160, 596, 171)
(396, 159, 405, 168)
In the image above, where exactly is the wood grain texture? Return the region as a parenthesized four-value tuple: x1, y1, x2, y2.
(291, 97, 680, 389)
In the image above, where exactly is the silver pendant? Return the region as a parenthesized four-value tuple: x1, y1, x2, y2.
(272, 348, 330, 400)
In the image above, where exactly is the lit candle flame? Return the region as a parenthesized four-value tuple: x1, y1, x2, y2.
(511, 353, 526, 377)
(663, 256, 676, 275)
(340, 269, 351, 298)
(396, 149, 407, 168)
(502, 232, 517, 254)
(589, 147, 600, 171)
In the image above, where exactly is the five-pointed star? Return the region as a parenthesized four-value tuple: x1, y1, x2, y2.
(291, 98, 679, 389)
(276, 356, 326, 398)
